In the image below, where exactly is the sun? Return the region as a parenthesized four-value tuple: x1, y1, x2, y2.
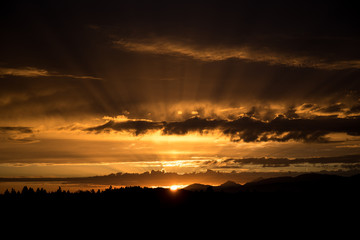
(170, 185, 179, 191)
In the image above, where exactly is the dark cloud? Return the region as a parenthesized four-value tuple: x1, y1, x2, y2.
(0, 127, 32, 134)
(162, 118, 224, 135)
(283, 106, 299, 119)
(0, 67, 102, 80)
(0, 126, 37, 143)
(300, 103, 316, 110)
(318, 103, 345, 113)
(216, 155, 360, 168)
(349, 104, 360, 114)
(85, 115, 360, 143)
(86, 120, 163, 136)
(113, 37, 360, 70)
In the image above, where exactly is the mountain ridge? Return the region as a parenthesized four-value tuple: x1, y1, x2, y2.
(184, 173, 360, 193)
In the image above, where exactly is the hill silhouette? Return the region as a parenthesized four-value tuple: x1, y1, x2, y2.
(2, 173, 359, 228)
(2, 173, 359, 196)
(184, 173, 360, 193)
(1, 172, 360, 223)
(2, 169, 359, 188)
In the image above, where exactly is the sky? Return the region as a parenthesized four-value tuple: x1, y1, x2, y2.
(1, 0, 360, 179)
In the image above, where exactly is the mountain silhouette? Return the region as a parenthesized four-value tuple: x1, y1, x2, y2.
(184, 173, 360, 193)
(1, 172, 360, 217)
(220, 180, 240, 187)
(185, 180, 242, 193)
(184, 183, 212, 191)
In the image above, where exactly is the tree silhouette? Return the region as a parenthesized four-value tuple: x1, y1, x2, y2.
(0, 173, 359, 214)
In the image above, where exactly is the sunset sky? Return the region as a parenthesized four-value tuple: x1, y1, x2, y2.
(1, 1, 360, 179)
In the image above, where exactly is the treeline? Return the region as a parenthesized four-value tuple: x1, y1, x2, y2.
(0, 185, 246, 212)
(2, 174, 360, 214)
(0, 184, 297, 212)
(1, 185, 167, 201)
(0, 185, 201, 207)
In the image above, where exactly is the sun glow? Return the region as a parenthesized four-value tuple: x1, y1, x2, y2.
(170, 185, 181, 191)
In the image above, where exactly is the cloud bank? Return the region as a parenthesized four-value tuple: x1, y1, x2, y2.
(211, 155, 360, 168)
(114, 38, 360, 70)
(0, 126, 37, 143)
(85, 115, 360, 143)
(0, 67, 102, 80)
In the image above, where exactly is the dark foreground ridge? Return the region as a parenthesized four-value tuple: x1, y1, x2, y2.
(1, 173, 359, 230)
(1, 173, 360, 212)
(185, 172, 360, 193)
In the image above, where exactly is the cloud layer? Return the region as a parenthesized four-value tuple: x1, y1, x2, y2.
(114, 38, 360, 70)
(1, 1, 360, 123)
(85, 115, 360, 143)
(1, 1, 360, 179)
(0, 67, 102, 80)
(0, 126, 37, 143)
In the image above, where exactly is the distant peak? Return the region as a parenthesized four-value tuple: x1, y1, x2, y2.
(184, 183, 211, 191)
(220, 181, 241, 187)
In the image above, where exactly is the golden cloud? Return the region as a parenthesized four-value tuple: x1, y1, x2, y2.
(114, 38, 360, 70)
